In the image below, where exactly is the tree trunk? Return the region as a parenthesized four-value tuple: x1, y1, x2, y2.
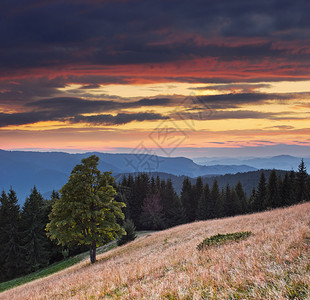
(89, 242, 97, 264)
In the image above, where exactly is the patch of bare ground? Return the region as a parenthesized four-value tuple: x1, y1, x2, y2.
(1, 202, 310, 299)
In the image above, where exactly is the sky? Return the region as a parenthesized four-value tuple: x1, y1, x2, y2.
(1, 0, 310, 158)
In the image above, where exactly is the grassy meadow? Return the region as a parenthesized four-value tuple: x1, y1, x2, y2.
(1, 202, 310, 299)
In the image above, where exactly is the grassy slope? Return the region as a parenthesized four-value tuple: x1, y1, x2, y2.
(0, 241, 118, 293)
(1, 203, 310, 299)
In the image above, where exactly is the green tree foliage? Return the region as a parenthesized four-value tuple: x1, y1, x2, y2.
(21, 186, 50, 273)
(46, 155, 125, 264)
(117, 219, 137, 246)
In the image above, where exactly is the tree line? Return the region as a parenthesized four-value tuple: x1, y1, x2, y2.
(119, 159, 310, 230)
(0, 158, 309, 282)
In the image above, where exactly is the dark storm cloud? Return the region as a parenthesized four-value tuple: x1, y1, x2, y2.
(172, 110, 302, 121)
(27, 97, 172, 113)
(0, 96, 173, 127)
(0, 90, 307, 127)
(1, 0, 309, 72)
(190, 83, 272, 92)
(71, 112, 169, 125)
(193, 92, 293, 109)
(0, 110, 168, 127)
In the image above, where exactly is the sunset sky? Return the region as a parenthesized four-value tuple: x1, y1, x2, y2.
(1, 0, 310, 158)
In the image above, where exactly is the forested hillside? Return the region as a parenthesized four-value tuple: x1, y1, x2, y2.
(1, 159, 309, 283)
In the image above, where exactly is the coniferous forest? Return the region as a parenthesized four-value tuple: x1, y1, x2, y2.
(0, 160, 309, 283)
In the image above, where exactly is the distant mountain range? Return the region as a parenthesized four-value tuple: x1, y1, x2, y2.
(0, 149, 307, 204)
(193, 155, 310, 170)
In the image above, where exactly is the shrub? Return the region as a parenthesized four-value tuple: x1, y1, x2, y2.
(117, 219, 137, 246)
(197, 231, 252, 251)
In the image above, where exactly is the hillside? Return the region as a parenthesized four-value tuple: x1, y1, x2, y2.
(2, 203, 309, 299)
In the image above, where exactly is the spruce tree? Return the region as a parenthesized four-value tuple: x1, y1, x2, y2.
(253, 172, 267, 211)
(211, 180, 222, 218)
(1, 189, 23, 280)
(230, 188, 241, 216)
(196, 183, 210, 220)
(265, 170, 279, 208)
(248, 187, 256, 212)
(281, 172, 295, 206)
(180, 177, 193, 223)
(0, 191, 9, 281)
(140, 194, 165, 230)
(235, 181, 248, 213)
(296, 159, 308, 202)
(223, 184, 233, 217)
(21, 186, 50, 273)
(162, 179, 185, 227)
(131, 174, 150, 229)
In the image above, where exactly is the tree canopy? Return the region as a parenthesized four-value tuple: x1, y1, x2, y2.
(46, 155, 125, 263)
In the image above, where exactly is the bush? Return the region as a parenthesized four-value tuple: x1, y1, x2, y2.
(197, 231, 252, 251)
(117, 219, 137, 246)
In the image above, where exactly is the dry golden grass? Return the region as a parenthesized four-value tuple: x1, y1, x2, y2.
(2, 203, 310, 299)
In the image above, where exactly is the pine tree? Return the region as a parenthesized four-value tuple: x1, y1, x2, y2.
(0, 191, 9, 281)
(223, 184, 233, 217)
(248, 187, 256, 212)
(306, 177, 310, 202)
(276, 174, 283, 207)
(196, 183, 210, 220)
(140, 194, 165, 230)
(211, 180, 222, 218)
(230, 188, 241, 216)
(265, 170, 279, 208)
(235, 181, 248, 213)
(149, 176, 158, 195)
(296, 159, 308, 202)
(193, 177, 203, 220)
(161, 179, 184, 227)
(253, 172, 267, 211)
(2, 189, 23, 280)
(180, 177, 193, 223)
(131, 174, 150, 229)
(21, 186, 50, 273)
(281, 172, 295, 206)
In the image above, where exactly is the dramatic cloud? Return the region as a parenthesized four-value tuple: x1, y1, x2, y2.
(1, 0, 309, 79)
(172, 110, 305, 121)
(71, 113, 169, 125)
(1, 0, 310, 154)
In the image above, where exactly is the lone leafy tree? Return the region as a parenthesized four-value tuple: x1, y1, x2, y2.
(46, 155, 125, 264)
